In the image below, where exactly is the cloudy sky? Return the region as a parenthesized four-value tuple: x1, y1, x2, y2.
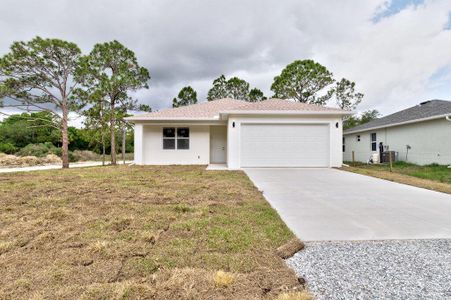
(1, 0, 451, 125)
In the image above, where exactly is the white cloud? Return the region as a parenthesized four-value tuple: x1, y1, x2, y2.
(0, 0, 450, 117)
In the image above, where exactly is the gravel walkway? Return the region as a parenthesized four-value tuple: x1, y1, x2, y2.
(286, 239, 451, 299)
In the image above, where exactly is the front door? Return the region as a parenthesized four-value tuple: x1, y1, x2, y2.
(210, 126, 227, 163)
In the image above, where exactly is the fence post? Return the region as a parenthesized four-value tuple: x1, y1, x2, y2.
(352, 151, 355, 163)
(388, 148, 393, 172)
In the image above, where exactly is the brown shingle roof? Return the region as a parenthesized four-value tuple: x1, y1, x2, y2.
(225, 98, 344, 112)
(130, 98, 247, 119)
(127, 98, 347, 121)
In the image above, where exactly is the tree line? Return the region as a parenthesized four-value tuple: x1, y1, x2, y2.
(0, 37, 379, 168)
(172, 59, 378, 128)
(0, 37, 150, 168)
(173, 60, 365, 109)
(0, 111, 134, 159)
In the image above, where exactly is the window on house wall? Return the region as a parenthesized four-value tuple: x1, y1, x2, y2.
(163, 127, 190, 150)
(163, 128, 176, 149)
(357, 135, 360, 142)
(176, 128, 190, 150)
(371, 133, 377, 151)
(342, 137, 345, 152)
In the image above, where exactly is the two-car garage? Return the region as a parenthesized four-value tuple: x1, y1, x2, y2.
(239, 123, 331, 168)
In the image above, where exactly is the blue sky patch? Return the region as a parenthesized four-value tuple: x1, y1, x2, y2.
(373, 0, 425, 23)
(429, 64, 451, 83)
(444, 11, 451, 30)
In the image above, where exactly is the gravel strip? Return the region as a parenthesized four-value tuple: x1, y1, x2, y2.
(286, 239, 451, 299)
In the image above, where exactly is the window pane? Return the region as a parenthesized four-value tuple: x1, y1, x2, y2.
(371, 133, 376, 142)
(177, 139, 189, 150)
(371, 142, 377, 151)
(177, 127, 189, 138)
(163, 139, 175, 149)
(163, 128, 175, 138)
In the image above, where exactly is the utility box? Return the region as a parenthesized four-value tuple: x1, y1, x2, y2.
(381, 151, 397, 163)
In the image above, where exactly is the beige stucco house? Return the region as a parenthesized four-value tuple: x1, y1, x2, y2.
(343, 100, 451, 165)
(126, 98, 351, 169)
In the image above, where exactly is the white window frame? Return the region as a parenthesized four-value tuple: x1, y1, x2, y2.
(370, 133, 377, 151)
(162, 127, 190, 150)
(176, 128, 190, 150)
(342, 137, 345, 152)
(162, 127, 176, 150)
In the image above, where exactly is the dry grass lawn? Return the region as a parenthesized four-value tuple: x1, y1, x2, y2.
(0, 165, 305, 299)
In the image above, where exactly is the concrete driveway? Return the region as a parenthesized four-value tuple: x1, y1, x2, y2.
(245, 168, 451, 241)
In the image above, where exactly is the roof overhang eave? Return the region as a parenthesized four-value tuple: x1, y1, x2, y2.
(344, 113, 451, 135)
(125, 116, 221, 122)
(219, 110, 353, 119)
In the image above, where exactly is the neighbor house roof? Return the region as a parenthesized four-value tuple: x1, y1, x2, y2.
(126, 98, 349, 121)
(344, 100, 451, 134)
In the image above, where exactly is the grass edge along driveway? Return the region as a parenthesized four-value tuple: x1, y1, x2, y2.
(341, 161, 450, 194)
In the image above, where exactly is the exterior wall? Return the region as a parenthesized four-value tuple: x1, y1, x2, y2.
(134, 124, 144, 164)
(140, 124, 210, 165)
(227, 115, 343, 169)
(343, 118, 451, 165)
(343, 129, 384, 163)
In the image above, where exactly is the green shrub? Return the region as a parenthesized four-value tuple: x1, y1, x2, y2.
(72, 150, 99, 161)
(0, 143, 18, 154)
(68, 151, 78, 162)
(15, 143, 58, 157)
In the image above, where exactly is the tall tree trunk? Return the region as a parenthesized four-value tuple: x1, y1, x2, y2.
(61, 106, 70, 169)
(110, 102, 117, 165)
(101, 132, 106, 166)
(122, 126, 126, 164)
(100, 99, 106, 166)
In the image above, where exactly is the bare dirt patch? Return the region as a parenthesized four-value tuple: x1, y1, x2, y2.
(0, 165, 303, 299)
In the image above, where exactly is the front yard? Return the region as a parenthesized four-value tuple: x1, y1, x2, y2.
(0, 166, 306, 299)
(342, 161, 451, 194)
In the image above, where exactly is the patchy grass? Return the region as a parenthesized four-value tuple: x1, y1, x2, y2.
(277, 291, 314, 300)
(342, 161, 451, 194)
(0, 165, 302, 299)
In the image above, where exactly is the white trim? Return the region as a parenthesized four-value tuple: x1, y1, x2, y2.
(126, 117, 220, 121)
(130, 121, 226, 126)
(345, 114, 451, 135)
(220, 110, 352, 117)
(162, 127, 190, 151)
(239, 120, 333, 125)
(126, 110, 352, 122)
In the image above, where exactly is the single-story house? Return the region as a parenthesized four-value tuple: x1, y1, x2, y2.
(343, 100, 451, 165)
(126, 98, 351, 169)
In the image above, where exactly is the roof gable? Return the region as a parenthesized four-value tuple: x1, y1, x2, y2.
(345, 100, 451, 133)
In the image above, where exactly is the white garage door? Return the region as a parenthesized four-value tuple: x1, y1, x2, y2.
(240, 123, 330, 167)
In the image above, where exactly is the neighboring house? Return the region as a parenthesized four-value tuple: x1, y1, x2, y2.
(126, 98, 350, 169)
(343, 100, 451, 165)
